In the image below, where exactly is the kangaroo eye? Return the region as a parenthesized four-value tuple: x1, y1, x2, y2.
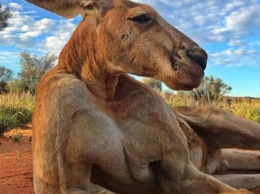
(129, 15, 151, 23)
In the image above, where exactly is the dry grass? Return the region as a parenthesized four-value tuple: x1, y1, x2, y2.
(0, 92, 35, 108)
(0, 91, 259, 135)
(161, 92, 260, 123)
(0, 92, 35, 135)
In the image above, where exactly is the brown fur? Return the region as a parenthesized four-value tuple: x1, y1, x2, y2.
(173, 106, 260, 189)
(26, 0, 255, 193)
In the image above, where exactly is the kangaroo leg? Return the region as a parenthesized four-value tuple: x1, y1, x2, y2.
(33, 161, 115, 194)
(221, 149, 260, 170)
(110, 87, 252, 194)
(142, 116, 242, 194)
(157, 150, 252, 194)
(214, 174, 260, 190)
(33, 131, 117, 194)
(68, 163, 116, 194)
(173, 106, 260, 150)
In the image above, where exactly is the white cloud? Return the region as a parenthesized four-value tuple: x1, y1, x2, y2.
(228, 39, 246, 47)
(210, 42, 260, 67)
(0, 2, 76, 55)
(21, 25, 29, 31)
(132, 0, 259, 46)
(37, 20, 76, 54)
(225, 5, 260, 32)
(1, 0, 260, 70)
(8, 2, 22, 10)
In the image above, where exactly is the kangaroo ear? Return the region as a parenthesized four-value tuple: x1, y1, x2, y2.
(25, 0, 112, 18)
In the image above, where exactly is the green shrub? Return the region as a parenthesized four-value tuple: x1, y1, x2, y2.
(230, 104, 260, 123)
(0, 105, 33, 135)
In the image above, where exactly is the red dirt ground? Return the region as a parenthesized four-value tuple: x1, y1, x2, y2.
(0, 127, 33, 194)
(0, 126, 259, 194)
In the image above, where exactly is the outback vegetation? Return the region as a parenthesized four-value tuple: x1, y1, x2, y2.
(1, 64, 259, 136)
(0, 92, 34, 135)
(142, 77, 260, 123)
(0, 51, 56, 135)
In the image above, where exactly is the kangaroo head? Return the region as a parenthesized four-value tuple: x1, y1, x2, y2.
(26, 0, 207, 90)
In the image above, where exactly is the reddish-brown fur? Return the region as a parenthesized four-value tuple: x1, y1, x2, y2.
(26, 0, 259, 193)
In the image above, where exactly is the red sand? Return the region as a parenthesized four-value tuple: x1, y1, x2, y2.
(0, 127, 259, 194)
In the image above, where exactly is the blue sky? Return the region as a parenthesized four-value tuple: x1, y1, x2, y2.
(0, 0, 260, 97)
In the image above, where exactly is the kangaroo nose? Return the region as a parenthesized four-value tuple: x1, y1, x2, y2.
(186, 47, 207, 70)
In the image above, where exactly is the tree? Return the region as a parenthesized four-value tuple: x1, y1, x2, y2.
(190, 76, 232, 104)
(0, 66, 13, 93)
(18, 52, 58, 94)
(7, 79, 27, 93)
(0, 66, 13, 82)
(0, 3, 12, 30)
(141, 77, 162, 92)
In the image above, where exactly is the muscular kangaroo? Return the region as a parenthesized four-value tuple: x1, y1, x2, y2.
(26, 0, 254, 193)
